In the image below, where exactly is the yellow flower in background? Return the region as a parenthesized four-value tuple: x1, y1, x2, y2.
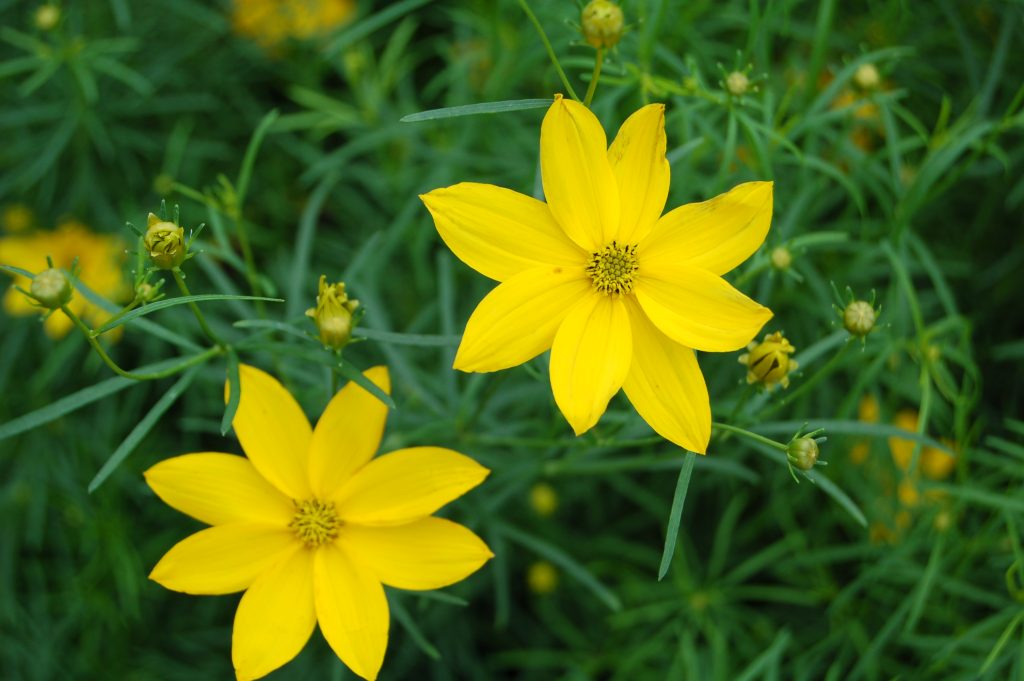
(146, 366, 492, 681)
(527, 561, 559, 595)
(232, 0, 356, 48)
(529, 482, 558, 517)
(422, 96, 773, 454)
(0, 220, 127, 338)
(2, 204, 34, 233)
(888, 409, 956, 480)
(849, 394, 879, 464)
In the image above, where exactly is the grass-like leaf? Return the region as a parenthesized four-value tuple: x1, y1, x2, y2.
(400, 99, 552, 123)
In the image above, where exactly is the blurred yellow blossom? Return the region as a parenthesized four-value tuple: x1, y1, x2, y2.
(527, 561, 558, 595)
(232, 0, 356, 48)
(2, 204, 33, 233)
(0, 220, 128, 338)
(529, 482, 558, 517)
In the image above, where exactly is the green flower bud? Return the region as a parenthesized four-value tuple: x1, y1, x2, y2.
(306, 275, 359, 350)
(787, 437, 819, 470)
(30, 267, 73, 309)
(143, 213, 187, 270)
(843, 300, 876, 337)
(35, 5, 60, 31)
(854, 63, 880, 90)
(770, 246, 792, 270)
(581, 0, 624, 49)
(725, 71, 750, 96)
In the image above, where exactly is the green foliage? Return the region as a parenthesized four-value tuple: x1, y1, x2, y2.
(1, 0, 1023, 679)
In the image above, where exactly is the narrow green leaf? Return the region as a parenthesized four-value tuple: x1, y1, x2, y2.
(221, 349, 241, 436)
(325, 0, 432, 57)
(401, 98, 552, 123)
(334, 361, 396, 409)
(804, 468, 868, 527)
(88, 366, 199, 492)
(234, 318, 317, 342)
(0, 355, 203, 442)
(658, 451, 697, 581)
(0, 264, 36, 279)
(358, 328, 461, 347)
(96, 294, 282, 333)
(236, 109, 280, 210)
(757, 420, 953, 455)
(498, 522, 621, 611)
(390, 598, 442, 660)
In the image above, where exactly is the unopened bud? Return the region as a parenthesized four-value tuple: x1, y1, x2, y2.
(725, 71, 750, 96)
(34, 4, 60, 31)
(143, 213, 187, 269)
(738, 331, 798, 389)
(854, 63, 880, 90)
(581, 0, 624, 49)
(843, 300, 876, 337)
(306, 275, 359, 350)
(770, 246, 792, 270)
(787, 437, 819, 470)
(30, 268, 72, 309)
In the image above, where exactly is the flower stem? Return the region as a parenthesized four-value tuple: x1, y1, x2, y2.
(62, 305, 222, 380)
(583, 48, 605, 108)
(712, 421, 788, 451)
(172, 268, 225, 347)
(517, 0, 580, 101)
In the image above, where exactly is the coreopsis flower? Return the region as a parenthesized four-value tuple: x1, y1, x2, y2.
(232, 0, 356, 48)
(0, 220, 127, 338)
(421, 97, 772, 454)
(146, 365, 492, 681)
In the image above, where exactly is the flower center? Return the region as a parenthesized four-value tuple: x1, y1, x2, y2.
(586, 241, 639, 295)
(289, 499, 340, 548)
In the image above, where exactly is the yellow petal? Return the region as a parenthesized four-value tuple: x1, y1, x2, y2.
(454, 264, 591, 373)
(635, 262, 772, 352)
(607, 103, 670, 245)
(621, 299, 711, 453)
(641, 182, 774, 275)
(144, 453, 295, 526)
(335, 447, 489, 525)
(339, 517, 493, 591)
(540, 94, 620, 250)
(232, 547, 315, 681)
(313, 543, 389, 681)
(309, 366, 389, 499)
(421, 183, 585, 282)
(549, 293, 632, 435)
(150, 523, 297, 595)
(230, 364, 313, 499)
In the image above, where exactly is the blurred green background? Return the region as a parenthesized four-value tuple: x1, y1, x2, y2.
(1, 0, 1023, 679)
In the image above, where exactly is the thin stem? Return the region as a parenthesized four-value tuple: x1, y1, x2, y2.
(92, 297, 142, 337)
(172, 268, 225, 346)
(62, 305, 222, 380)
(765, 340, 851, 415)
(712, 421, 788, 451)
(517, 0, 580, 101)
(233, 214, 263, 311)
(583, 48, 605, 107)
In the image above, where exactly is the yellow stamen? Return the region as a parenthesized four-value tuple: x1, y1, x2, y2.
(289, 499, 340, 548)
(586, 241, 639, 295)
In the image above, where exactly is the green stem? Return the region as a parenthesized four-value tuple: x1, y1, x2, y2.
(583, 48, 605, 107)
(172, 268, 225, 346)
(517, 0, 580, 101)
(62, 305, 222, 380)
(712, 421, 788, 451)
(92, 297, 141, 337)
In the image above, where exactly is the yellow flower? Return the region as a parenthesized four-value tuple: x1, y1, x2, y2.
(0, 220, 127, 338)
(888, 409, 956, 480)
(421, 97, 773, 454)
(529, 482, 558, 517)
(849, 394, 879, 465)
(232, 0, 356, 48)
(145, 365, 492, 681)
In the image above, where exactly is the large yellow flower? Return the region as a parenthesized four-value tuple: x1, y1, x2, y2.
(145, 365, 492, 681)
(0, 220, 127, 338)
(421, 96, 773, 453)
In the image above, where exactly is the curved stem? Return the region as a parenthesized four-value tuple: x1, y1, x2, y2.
(583, 48, 605, 107)
(172, 268, 225, 346)
(517, 0, 580, 101)
(712, 421, 788, 451)
(62, 305, 222, 380)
